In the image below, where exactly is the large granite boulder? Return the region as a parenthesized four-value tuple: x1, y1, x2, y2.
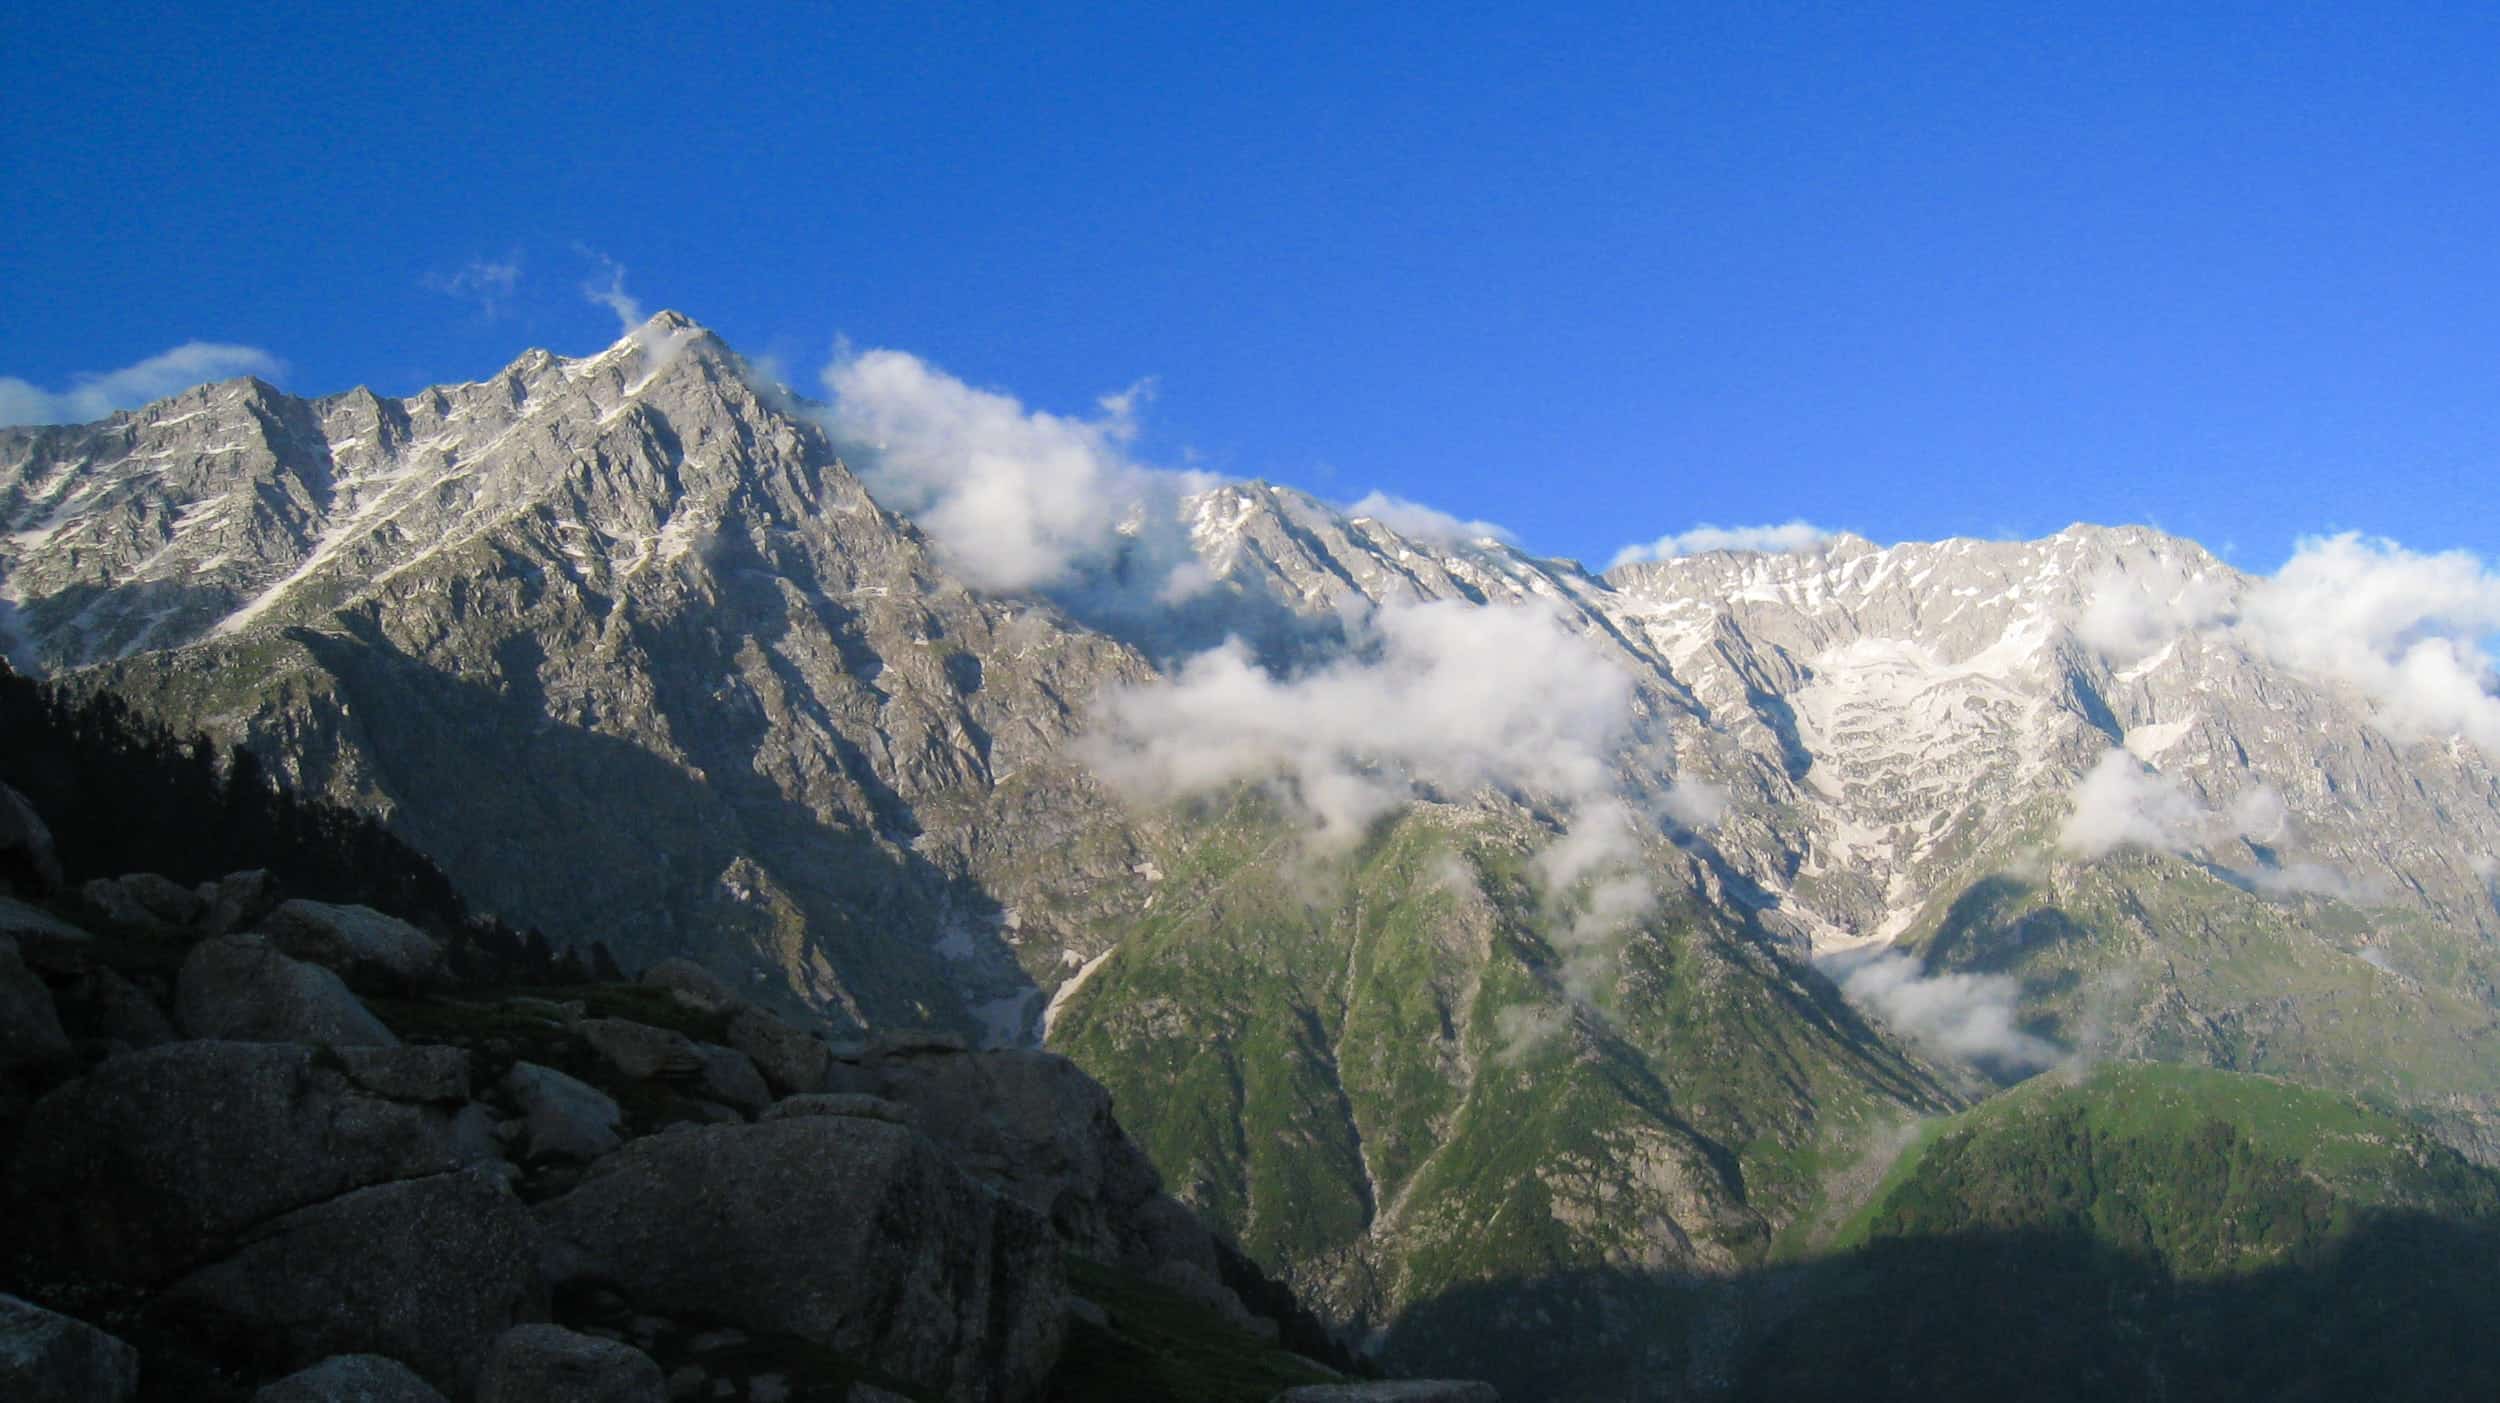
(501, 1062, 624, 1163)
(253, 1353, 449, 1402)
(81, 872, 206, 932)
(0, 1293, 140, 1403)
(0, 785, 63, 896)
(475, 1324, 665, 1403)
(578, 1018, 702, 1082)
(198, 869, 282, 939)
(538, 1117, 1065, 1403)
(726, 1005, 831, 1096)
(10, 1041, 491, 1283)
(258, 900, 447, 991)
(175, 934, 399, 1050)
(863, 1046, 1170, 1263)
(692, 1043, 772, 1115)
(1272, 1386, 1499, 1402)
(0, 935, 72, 1074)
(56, 964, 179, 1050)
(158, 1169, 546, 1398)
(0, 897, 95, 972)
(637, 958, 736, 1015)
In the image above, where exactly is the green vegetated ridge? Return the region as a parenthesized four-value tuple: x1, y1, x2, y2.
(1745, 1061, 2500, 1401)
(1900, 845, 2500, 1135)
(1049, 789, 1957, 1396)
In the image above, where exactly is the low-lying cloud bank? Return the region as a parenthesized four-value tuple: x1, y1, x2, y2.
(1824, 949, 2060, 1071)
(2079, 534, 2500, 755)
(0, 343, 288, 428)
(1609, 520, 1835, 569)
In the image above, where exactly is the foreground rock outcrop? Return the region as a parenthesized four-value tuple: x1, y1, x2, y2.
(0, 779, 1394, 1403)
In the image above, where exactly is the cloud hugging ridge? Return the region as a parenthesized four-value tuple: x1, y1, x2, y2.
(0, 343, 288, 428)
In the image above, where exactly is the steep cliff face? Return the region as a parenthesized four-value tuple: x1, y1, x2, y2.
(4, 315, 1159, 1035)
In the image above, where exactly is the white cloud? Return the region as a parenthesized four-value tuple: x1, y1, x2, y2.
(818, 347, 1215, 595)
(1345, 490, 1516, 547)
(579, 248, 644, 334)
(0, 342, 288, 428)
(1081, 598, 1631, 839)
(2076, 534, 2500, 755)
(1608, 520, 1834, 569)
(2226, 785, 2288, 843)
(2074, 562, 2235, 663)
(2057, 750, 2209, 858)
(2237, 533, 2500, 754)
(423, 255, 522, 319)
(1828, 950, 2059, 1070)
(1660, 779, 1730, 832)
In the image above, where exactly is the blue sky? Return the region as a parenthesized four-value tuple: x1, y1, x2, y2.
(5, 1, 2498, 572)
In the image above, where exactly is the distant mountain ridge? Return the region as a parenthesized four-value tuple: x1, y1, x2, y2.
(11, 312, 2500, 1394)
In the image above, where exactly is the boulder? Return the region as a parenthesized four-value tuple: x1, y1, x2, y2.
(1272, 1386, 1499, 1403)
(0, 785, 63, 896)
(637, 958, 736, 1015)
(258, 900, 446, 990)
(158, 1169, 546, 1398)
(0, 1293, 141, 1403)
(539, 1117, 1065, 1403)
(761, 1093, 914, 1125)
(863, 1048, 1168, 1264)
(11, 1040, 492, 1283)
(81, 872, 205, 932)
(175, 934, 399, 1050)
(694, 1042, 772, 1115)
(337, 1045, 471, 1104)
(475, 1324, 665, 1403)
(0, 935, 72, 1073)
(725, 1006, 830, 1096)
(0, 896, 95, 972)
(60, 965, 178, 1050)
(579, 1018, 702, 1082)
(500, 1062, 624, 1163)
(199, 869, 282, 938)
(253, 1353, 449, 1402)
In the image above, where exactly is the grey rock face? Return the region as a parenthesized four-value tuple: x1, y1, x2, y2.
(692, 1042, 772, 1115)
(0, 784, 63, 896)
(538, 1117, 1065, 1403)
(0, 1293, 141, 1403)
(475, 1324, 665, 1403)
(500, 1061, 624, 1163)
(762, 1093, 914, 1124)
(1273, 1385, 1498, 1403)
(638, 957, 736, 1014)
(11, 1040, 489, 1283)
(726, 1005, 830, 1096)
(257, 899, 446, 990)
(252, 1354, 449, 1403)
(199, 869, 282, 938)
(62, 964, 179, 1049)
(160, 1168, 546, 1397)
(3, 314, 1153, 1038)
(0, 935, 71, 1072)
(578, 1018, 701, 1082)
(336, 1044, 471, 1103)
(0, 896, 94, 970)
(175, 933, 399, 1049)
(82, 872, 205, 931)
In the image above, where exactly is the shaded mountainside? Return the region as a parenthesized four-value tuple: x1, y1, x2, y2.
(1737, 1062, 2500, 1401)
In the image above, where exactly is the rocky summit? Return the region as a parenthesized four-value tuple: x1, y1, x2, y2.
(8, 314, 2500, 1398)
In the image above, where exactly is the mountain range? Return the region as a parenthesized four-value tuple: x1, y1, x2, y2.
(8, 312, 2498, 1396)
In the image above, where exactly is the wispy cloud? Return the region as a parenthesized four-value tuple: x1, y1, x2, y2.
(1345, 490, 1516, 547)
(818, 346, 1216, 596)
(577, 247, 645, 336)
(0, 343, 287, 428)
(423, 254, 523, 320)
(2057, 749, 2373, 900)
(1608, 520, 1835, 569)
(1823, 948, 2060, 1072)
